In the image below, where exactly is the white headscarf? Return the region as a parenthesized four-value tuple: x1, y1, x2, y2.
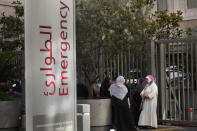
(109, 76, 128, 100)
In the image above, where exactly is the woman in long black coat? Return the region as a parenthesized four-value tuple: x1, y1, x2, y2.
(109, 76, 135, 131)
(132, 78, 146, 130)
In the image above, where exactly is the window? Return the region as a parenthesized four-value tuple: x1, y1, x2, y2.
(187, 0, 197, 9)
(157, 0, 167, 11)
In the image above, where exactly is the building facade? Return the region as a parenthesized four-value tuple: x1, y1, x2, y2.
(0, 0, 24, 16)
(157, 0, 197, 34)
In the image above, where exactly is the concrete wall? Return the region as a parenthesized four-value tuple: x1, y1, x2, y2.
(180, 19, 197, 31)
(77, 98, 112, 131)
(0, 101, 20, 128)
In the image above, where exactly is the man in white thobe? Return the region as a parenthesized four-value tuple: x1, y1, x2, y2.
(138, 75, 158, 128)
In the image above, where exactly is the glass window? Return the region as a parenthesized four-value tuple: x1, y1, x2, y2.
(187, 0, 197, 9)
(157, 0, 167, 11)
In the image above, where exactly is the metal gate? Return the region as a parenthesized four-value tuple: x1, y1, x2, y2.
(77, 38, 197, 123)
(77, 44, 149, 87)
(155, 38, 197, 122)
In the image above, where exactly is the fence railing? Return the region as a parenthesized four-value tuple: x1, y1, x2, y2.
(77, 38, 197, 122)
(77, 43, 150, 88)
(156, 38, 197, 121)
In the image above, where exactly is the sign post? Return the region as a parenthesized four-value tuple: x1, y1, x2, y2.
(25, 0, 76, 131)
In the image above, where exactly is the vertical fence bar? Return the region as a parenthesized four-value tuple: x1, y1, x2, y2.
(103, 52, 106, 77)
(186, 42, 190, 115)
(190, 42, 194, 112)
(118, 54, 120, 76)
(106, 53, 109, 76)
(195, 41, 197, 116)
(100, 48, 104, 81)
(136, 52, 139, 81)
(110, 54, 113, 79)
(156, 42, 159, 83)
(98, 48, 100, 78)
(129, 49, 131, 83)
(140, 47, 143, 77)
(151, 41, 156, 79)
(164, 43, 167, 120)
(132, 54, 135, 85)
(158, 43, 166, 120)
(181, 42, 185, 120)
(114, 55, 116, 78)
(172, 42, 176, 120)
(121, 52, 123, 75)
(125, 52, 127, 80)
(168, 43, 172, 120)
(122, 52, 124, 77)
(195, 41, 197, 118)
(96, 48, 99, 75)
(177, 42, 181, 120)
(111, 53, 114, 79)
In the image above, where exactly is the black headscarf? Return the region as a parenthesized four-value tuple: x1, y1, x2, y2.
(137, 78, 146, 93)
(100, 77, 111, 98)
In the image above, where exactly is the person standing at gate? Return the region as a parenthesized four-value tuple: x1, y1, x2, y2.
(100, 76, 112, 98)
(109, 76, 135, 131)
(138, 75, 158, 129)
(131, 77, 146, 130)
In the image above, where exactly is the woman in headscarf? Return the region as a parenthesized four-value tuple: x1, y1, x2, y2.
(100, 76, 112, 98)
(109, 76, 135, 131)
(131, 78, 146, 130)
(138, 75, 158, 129)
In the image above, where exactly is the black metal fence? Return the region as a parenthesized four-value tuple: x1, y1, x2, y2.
(77, 38, 197, 123)
(77, 43, 150, 89)
(155, 38, 197, 122)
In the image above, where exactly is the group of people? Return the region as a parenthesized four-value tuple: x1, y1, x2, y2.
(99, 75, 158, 131)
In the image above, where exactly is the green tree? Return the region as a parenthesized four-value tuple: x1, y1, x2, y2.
(148, 10, 183, 39)
(0, 1, 24, 82)
(76, 0, 184, 96)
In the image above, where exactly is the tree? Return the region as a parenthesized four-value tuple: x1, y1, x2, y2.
(76, 0, 184, 97)
(148, 10, 183, 39)
(0, 1, 24, 82)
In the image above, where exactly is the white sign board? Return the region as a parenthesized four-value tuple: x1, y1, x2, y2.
(25, 0, 76, 131)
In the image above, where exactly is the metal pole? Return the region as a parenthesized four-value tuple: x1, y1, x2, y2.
(136, 52, 139, 80)
(172, 42, 176, 120)
(168, 43, 172, 120)
(110, 54, 113, 79)
(151, 41, 156, 78)
(190, 42, 194, 115)
(118, 54, 120, 76)
(140, 47, 143, 77)
(181, 42, 185, 120)
(129, 49, 131, 83)
(106, 53, 109, 76)
(177, 42, 181, 120)
(114, 55, 116, 78)
(132, 54, 135, 85)
(121, 52, 123, 75)
(186, 42, 190, 115)
(125, 53, 127, 79)
(164, 43, 167, 120)
(195, 41, 197, 120)
(158, 43, 166, 120)
(156, 42, 159, 83)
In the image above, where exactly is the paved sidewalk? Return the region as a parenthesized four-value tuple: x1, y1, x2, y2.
(140, 125, 197, 131)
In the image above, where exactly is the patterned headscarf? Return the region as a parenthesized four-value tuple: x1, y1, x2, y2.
(145, 75, 153, 84)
